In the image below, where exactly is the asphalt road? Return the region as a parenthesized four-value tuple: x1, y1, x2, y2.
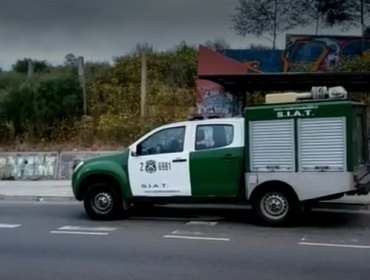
(0, 201, 370, 280)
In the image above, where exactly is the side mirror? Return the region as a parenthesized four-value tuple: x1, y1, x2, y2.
(131, 144, 143, 157)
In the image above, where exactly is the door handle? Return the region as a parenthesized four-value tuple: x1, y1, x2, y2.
(172, 158, 187, 163)
(223, 154, 237, 159)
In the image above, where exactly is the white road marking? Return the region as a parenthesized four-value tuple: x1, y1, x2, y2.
(0, 223, 21, 229)
(299, 242, 370, 249)
(186, 221, 218, 226)
(58, 225, 116, 231)
(171, 230, 205, 235)
(163, 235, 230, 241)
(50, 231, 109, 236)
(300, 235, 308, 241)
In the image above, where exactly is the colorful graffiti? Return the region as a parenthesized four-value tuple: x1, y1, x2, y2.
(196, 80, 244, 117)
(198, 34, 370, 76)
(285, 34, 370, 72)
(223, 49, 283, 73)
(196, 34, 370, 116)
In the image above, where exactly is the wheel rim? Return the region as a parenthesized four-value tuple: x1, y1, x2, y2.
(260, 192, 289, 221)
(91, 192, 113, 214)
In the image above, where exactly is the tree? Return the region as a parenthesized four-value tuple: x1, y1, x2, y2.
(12, 58, 50, 73)
(249, 43, 272, 50)
(364, 26, 370, 37)
(231, 0, 308, 49)
(130, 42, 155, 56)
(64, 53, 78, 66)
(204, 38, 231, 52)
(313, 0, 370, 32)
(297, 1, 337, 34)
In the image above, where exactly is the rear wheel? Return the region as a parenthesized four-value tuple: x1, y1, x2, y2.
(84, 182, 124, 220)
(252, 188, 299, 226)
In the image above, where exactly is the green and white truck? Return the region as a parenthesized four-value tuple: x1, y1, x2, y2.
(71, 86, 370, 226)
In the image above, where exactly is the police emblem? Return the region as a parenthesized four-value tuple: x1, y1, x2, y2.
(145, 160, 157, 173)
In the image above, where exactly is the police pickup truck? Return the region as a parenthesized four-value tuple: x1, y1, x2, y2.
(71, 86, 370, 226)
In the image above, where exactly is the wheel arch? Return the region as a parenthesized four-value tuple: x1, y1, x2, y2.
(250, 180, 299, 203)
(77, 173, 124, 201)
(250, 180, 301, 226)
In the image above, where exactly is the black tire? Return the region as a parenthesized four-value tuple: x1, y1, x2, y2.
(83, 182, 124, 220)
(302, 201, 317, 214)
(252, 188, 299, 226)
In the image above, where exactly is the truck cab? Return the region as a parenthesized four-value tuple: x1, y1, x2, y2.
(127, 117, 245, 198)
(72, 118, 246, 219)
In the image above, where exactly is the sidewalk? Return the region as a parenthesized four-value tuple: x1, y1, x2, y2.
(0, 180, 370, 205)
(0, 180, 75, 202)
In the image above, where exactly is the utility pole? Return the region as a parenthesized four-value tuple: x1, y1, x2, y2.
(272, 0, 278, 50)
(27, 59, 34, 82)
(78, 56, 87, 115)
(360, 0, 365, 55)
(140, 52, 147, 118)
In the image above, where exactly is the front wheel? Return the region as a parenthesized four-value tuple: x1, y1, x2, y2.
(252, 189, 299, 226)
(84, 183, 124, 220)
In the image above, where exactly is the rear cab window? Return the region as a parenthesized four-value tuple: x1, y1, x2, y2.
(195, 124, 234, 150)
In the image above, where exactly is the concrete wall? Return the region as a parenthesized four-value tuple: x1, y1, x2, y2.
(0, 151, 116, 180)
(57, 151, 115, 180)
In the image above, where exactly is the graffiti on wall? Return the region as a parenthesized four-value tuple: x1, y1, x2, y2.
(199, 34, 370, 76)
(196, 35, 370, 116)
(284, 34, 370, 72)
(0, 153, 58, 180)
(196, 79, 244, 117)
(0, 151, 117, 180)
(223, 49, 283, 73)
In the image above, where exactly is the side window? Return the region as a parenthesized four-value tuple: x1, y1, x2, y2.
(195, 124, 234, 151)
(140, 126, 185, 155)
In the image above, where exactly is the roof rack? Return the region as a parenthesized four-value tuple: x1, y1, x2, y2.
(265, 86, 348, 104)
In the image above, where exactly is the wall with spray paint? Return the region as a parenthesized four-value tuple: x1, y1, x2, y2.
(0, 151, 116, 180)
(196, 80, 244, 117)
(284, 34, 370, 72)
(0, 153, 58, 180)
(196, 34, 370, 116)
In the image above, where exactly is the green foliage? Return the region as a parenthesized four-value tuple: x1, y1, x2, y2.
(338, 52, 370, 108)
(12, 58, 51, 73)
(0, 71, 83, 145)
(339, 51, 370, 71)
(87, 42, 197, 146)
(204, 38, 231, 52)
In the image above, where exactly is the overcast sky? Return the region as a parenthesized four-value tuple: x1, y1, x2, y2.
(0, 0, 361, 70)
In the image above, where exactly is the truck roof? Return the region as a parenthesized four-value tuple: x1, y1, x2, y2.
(167, 117, 244, 128)
(247, 99, 365, 109)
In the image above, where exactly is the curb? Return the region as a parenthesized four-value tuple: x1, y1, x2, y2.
(317, 201, 370, 210)
(0, 195, 77, 203)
